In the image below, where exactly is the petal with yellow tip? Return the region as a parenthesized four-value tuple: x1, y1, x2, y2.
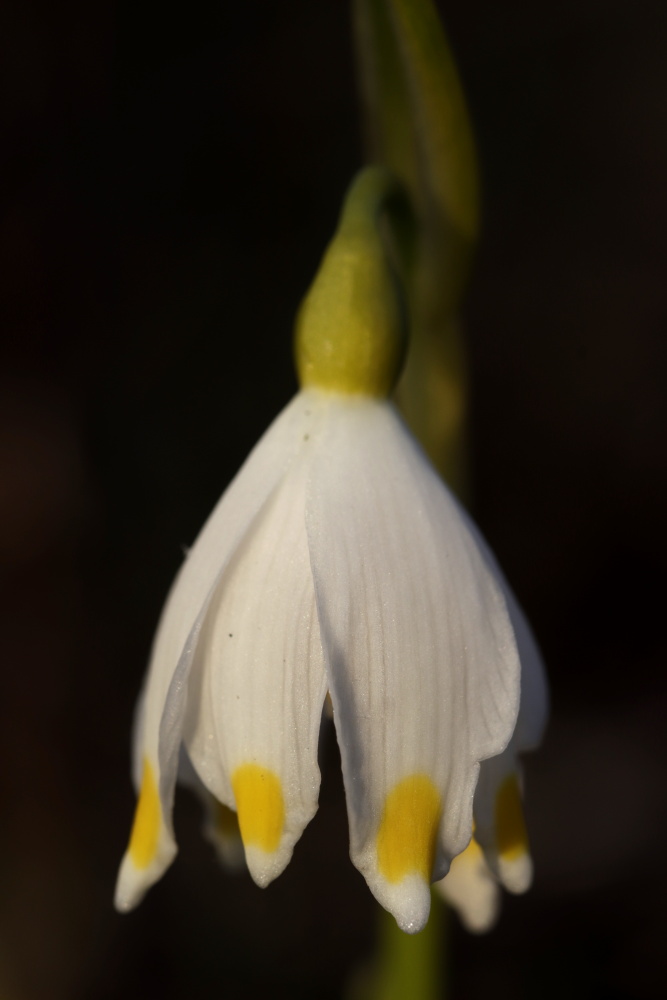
(376, 774, 441, 884)
(496, 773, 529, 863)
(474, 757, 533, 895)
(183, 435, 328, 889)
(495, 771, 533, 894)
(306, 397, 521, 932)
(114, 393, 320, 911)
(369, 774, 442, 933)
(127, 758, 161, 869)
(232, 763, 285, 854)
(469, 568, 547, 894)
(436, 836, 500, 934)
(114, 755, 177, 912)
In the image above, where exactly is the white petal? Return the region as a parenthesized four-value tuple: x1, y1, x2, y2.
(465, 524, 549, 753)
(474, 757, 533, 894)
(464, 526, 549, 893)
(115, 392, 317, 911)
(183, 429, 328, 888)
(305, 396, 521, 933)
(506, 592, 549, 752)
(463, 550, 547, 894)
(436, 837, 501, 934)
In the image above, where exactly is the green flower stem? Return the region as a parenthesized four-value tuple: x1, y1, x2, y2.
(373, 892, 448, 1000)
(346, 893, 448, 1000)
(352, 0, 479, 490)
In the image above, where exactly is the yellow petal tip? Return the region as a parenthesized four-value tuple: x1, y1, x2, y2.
(231, 763, 285, 854)
(495, 773, 529, 863)
(376, 773, 441, 883)
(127, 758, 161, 869)
(115, 758, 177, 912)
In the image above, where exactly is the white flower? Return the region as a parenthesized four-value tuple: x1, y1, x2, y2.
(115, 387, 546, 933)
(114, 167, 547, 934)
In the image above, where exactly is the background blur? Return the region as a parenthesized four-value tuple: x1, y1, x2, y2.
(1, 1, 666, 997)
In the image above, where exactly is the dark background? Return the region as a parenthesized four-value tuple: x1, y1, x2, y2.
(1, 1, 666, 997)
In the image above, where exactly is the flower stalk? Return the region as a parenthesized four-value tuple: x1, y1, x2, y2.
(375, 892, 447, 1000)
(352, 0, 479, 489)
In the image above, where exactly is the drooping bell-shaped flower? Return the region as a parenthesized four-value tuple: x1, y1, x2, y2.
(115, 167, 547, 933)
(436, 577, 548, 931)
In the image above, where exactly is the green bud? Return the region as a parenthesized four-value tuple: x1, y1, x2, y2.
(295, 167, 407, 398)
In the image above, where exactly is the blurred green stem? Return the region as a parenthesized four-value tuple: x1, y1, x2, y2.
(352, 0, 479, 491)
(372, 893, 447, 1000)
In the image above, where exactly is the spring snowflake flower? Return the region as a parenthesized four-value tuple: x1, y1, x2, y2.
(115, 169, 547, 933)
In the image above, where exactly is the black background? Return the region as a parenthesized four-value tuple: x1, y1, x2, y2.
(1, 2, 666, 998)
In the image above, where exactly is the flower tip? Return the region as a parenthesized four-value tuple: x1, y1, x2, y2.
(368, 872, 432, 934)
(494, 772, 533, 894)
(113, 837, 179, 912)
(114, 757, 179, 912)
(230, 762, 293, 886)
(460, 904, 500, 935)
(392, 875, 432, 934)
(113, 853, 148, 913)
(243, 843, 292, 889)
(436, 874, 501, 935)
(498, 851, 533, 895)
(436, 837, 502, 933)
